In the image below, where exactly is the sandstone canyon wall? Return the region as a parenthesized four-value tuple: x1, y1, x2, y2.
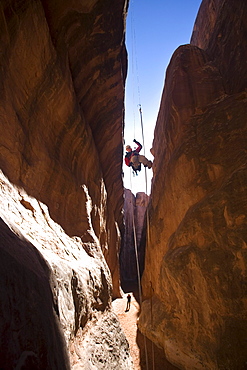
(0, 171, 132, 369)
(0, 0, 132, 368)
(139, 0, 247, 369)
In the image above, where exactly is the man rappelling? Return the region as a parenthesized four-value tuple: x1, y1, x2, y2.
(125, 139, 152, 174)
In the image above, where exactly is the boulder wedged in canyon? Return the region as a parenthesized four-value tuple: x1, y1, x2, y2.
(139, 0, 247, 369)
(0, 171, 133, 369)
(0, 0, 127, 298)
(120, 189, 149, 283)
(0, 0, 131, 368)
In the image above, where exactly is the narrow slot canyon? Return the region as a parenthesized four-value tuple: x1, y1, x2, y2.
(0, 0, 247, 369)
(113, 190, 177, 369)
(115, 190, 179, 369)
(112, 285, 179, 370)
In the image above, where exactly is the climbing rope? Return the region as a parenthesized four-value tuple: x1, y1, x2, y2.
(127, 2, 155, 368)
(139, 104, 155, 369)
(138, 105, 148, 193)
(129, 171, 149, 370)
(139, 105, 155, 370)
(128, 104, 153, 370)
(129, 0, 143, 141)
(130, 10, 136, 138)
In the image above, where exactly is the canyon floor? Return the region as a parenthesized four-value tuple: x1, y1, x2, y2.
(112, 283, 179, 369)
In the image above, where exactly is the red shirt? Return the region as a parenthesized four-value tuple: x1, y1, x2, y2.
(125, 141, 142, 167)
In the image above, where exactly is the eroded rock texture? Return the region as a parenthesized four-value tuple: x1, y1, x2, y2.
(0, 171, 133, 369)
(120, 189, 149, 283)
(0, 0, 130, 368)
(0, 0, 127, 297)
(139, 1, 247, 369)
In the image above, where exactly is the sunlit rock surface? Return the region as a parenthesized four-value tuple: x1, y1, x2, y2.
(0, 0, 130, 368)
(120, 189, 149, 283)
(0, 171, 133, 369)
(0, 0, 127, 298)
(140, 0, 247, 369)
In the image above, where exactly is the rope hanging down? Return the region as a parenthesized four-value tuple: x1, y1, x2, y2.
(127, 3, 154, 367)
(130, 3, 141, 139)
(127, 19, 154, 370)
(129, 172, 149, 370)
(128, 106, 152, 370)
(138, 104, 148, 194)
(138, 106, 155, 370)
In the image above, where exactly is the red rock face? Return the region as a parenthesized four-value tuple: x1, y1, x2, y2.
(140, 1, 247, 369)
(0, 0, 127, 297)
(0, 170, 132, 369)
(191, 0, 247, 94)
(0, 0, 130, 368)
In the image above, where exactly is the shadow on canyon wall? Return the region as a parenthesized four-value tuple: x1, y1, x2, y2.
(0, 218, 69, 370)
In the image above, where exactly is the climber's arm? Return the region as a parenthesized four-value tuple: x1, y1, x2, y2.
(133, 139, 142, 153)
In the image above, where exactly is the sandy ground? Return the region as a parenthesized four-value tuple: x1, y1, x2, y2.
(112, 289, 179, 370)
(112, 292, 141, 368)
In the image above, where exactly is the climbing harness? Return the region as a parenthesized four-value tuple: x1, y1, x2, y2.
(125, 149, 141, 175)
(131, 162, 141, 176)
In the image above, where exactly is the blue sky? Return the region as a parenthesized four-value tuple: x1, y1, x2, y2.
(123, 0, 202, 195)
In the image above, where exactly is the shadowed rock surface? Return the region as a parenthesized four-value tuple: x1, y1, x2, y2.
(120, 189, 149, 283)
(139, 0, 247, 369)
(0, 218, 70, 370)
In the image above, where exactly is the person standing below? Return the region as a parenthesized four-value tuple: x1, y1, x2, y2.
(125, 294, 131, 312)
(125, 139, 152, 174)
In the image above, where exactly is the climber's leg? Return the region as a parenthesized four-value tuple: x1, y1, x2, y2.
(138, 155, 152, 169)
